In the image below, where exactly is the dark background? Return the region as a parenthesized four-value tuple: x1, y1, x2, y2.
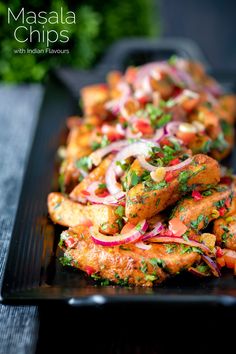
(160, 0, 236, 70)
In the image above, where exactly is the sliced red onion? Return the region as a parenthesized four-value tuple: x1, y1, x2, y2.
(165, 121, 182, 135)
(116, 123, 126, 136)
(153, 127, 165, 142)
(105, 140, 157, 195)
(202, 255, 221, 277)
(125, 127, 142, 139)
(86, 182, 125, 205)
(138, 155, 192, 173)
(149, 236, 213, 255)
(135, 241, 152, 250)
(142, 222, 164, 241)
(137, 155, 157, 172)
(134, 62, 165, 88)
(90, 220, 148, 246)
(78, 168, 88, 179)
(89, 140, 128, 166)
(188, 267, 209, 277)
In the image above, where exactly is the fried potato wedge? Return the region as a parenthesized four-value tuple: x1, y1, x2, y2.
(126, 154, 220, 223)
(80, 84, 110, 116)
(171, 185, 233, 231)
(70, 155, 114, 202)
(213, 193, 236, 251)
(48, 192, 119, 235)
(60, 225, 200, 287)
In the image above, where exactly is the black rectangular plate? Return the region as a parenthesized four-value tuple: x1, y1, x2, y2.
(1, 39, 236, 307)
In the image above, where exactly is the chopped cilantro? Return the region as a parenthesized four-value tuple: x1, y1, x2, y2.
(91, 141, 101, 151)
(202, 140, 212, 154)
(114, 273, 130, 286)
(157, 113, 172, 128)
(145, 274, 157, 282)
(221, 225, 229, 232)
(196, 264, 209, 273)
(182, 234, 189, 241)
(98, 183, 106, 189)
(115, 206, 125, 217)
(221, 232, 228, 243)
(130, 170, 140, 187)
(152, 181, 167, 191)
(75, 156, 92, 172)
(178, 170, 191, 191)
(149, 258, 165, 268)
(100, 223, 108, 231)
(59, 255, 72, 267)
(116, 218, 124, 231)
(140, 260, 148, 274)
(202, 190, 213, 196)
(91, 273, 101, 281)
(116, 160, 129, 171)
(101, 279, 110, 286)
(165, 244, 177, 253)
(190, 214, 204, 230)
(214, 199, 226, 208)
(191, 246, 203, 254)
(165, 98, 176, 108)
(101, 135, 110, 147)
(211, 132, 229, 152)
(119, 245, 131, 251)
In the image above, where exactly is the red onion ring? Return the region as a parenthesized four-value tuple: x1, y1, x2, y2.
(202, 255, 221, 277)
(148, 236, 213, 255)
(125, 127, 142, 139)
(153, 127, 165, 142)
(134, 62, 166, 90)
(135, 241, 152, 250)
(90, 140, 128, 166)
(116, 123, 126, 136)
(106, 140, 158, 195)
(165, 121, 181, 135)
(90, 219, 148, 246)
(142, 222, 164, 240)
(138, 155, 192, 173)
(86, 182, 125, 205)
(137, 155, 157, 172)
(188, 267, 210, 277)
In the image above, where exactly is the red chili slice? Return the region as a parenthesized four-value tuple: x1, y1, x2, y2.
(219, 207, 227, 216)
(81, 190, 90, 196)
(85, 266, 96, 275)
(216, 247, 224, 258)
(169, 158, 180, 166)
(192, 190, 203, 201)
(65, 237, 77, 248)
(165, 171, 175, 182)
